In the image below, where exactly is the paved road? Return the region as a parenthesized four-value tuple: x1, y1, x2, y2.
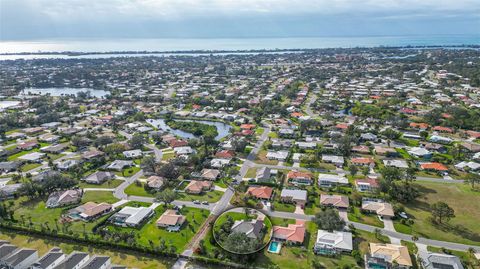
(304, 94, 317, 117)
(145, 144, 163, 163)
(113, 170, 144, 200)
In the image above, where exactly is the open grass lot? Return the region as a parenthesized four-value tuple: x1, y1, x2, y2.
(81, 191, 120, 204)
(107, 206, 209, 253)
(0, 231, 173, 269)
(114, 166, 141, 177)
(20, 162, 42, 172)
(162, 152, 175, 161)
(393, 182, 480, 246)
(245, 167, 257, 178)
(78, 179, 124, 189)
(124, 182, 155, 197)
(177, 190, 223, 203)
(272, 201, 296, 213)
(348, 207, 384, 228)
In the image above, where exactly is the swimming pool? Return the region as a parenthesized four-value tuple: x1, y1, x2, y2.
(268, 241, 282, 254)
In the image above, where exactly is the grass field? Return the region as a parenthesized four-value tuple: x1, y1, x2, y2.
(0, 231, 173, 269)
(78, 179, 124, 189)
(107, 206, 209, 253)
(114, 166, 141, 177)
(272, 201, 296, 213)
(124, 183, 155, 197)
(81, 191, 120, 204)
(393, 182, 480, 246)
(177, 190, 223, 203)
(348, 207, 384, 228)
(20, 163, 42, 172)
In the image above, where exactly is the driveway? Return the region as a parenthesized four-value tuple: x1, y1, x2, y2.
(294, 205, 304, 215)
(338, 209, 348, 222)
(383, 217, 395, 232)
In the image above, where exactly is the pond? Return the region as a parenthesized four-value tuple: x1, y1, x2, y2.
(146, 118, 232, 141)
(22, 87, 109, 98)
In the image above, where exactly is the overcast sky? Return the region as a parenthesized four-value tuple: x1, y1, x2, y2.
(1, 0, 479, 40)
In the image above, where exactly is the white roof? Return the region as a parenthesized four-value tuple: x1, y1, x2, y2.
(280, 189, 307, 201)
(318, 173, 348, 184)
(117, 206, 153, 225)
(383, 159, 409, 168)
(18, 152, 45, 161)
(322, 155, 344, 163)
(315, 230, 353, 251)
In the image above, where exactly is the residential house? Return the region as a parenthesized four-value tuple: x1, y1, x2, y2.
(383, 159, 409, 169)
(0, 162, 21, 173)
(318, 173, 348, 187)
(122, 149, 143, 159)
(82, 171, 115, 184)
(81, 256, 111, 269)
(51, 252, 90, 269)
(428, 135, 452, 144)
(374, 146, 397, 157)
(320, 194, 349, 209)
(454, 161, 480, 172)
(68, 202, 112, 221)
(0, 248, 38, 269)
(280, 189, 308, 208)
(105, 160, 133, 171)
(314, 230, 353, 255)
(355, 178, 379, 192)
(361, 199, 395, 218)
(322, 155, 344, 167)
(408, 147, 432, 158)
(350, 157, 375, 167)
(31, 248, 66, 269)
(231, 218, 265, 240)
(246, 186, 273, 200)
(199, 168, 221, 181)
(156, 210, 186, 232)
(46, 189, 83, 208)
(18, 152, 45, 163)
(110, 206, 154, 227)
(185, 180, 212, 194)
(266, 150, 290, 161)
(418, 251, 464, 269)
(419, 162, 448, 173)
(287, 170, 313, 186)
(146, 176, 166, 190)
(215, 150, 235, 159)
(272, 220, 306, 245)
(366, 243, 412, 269)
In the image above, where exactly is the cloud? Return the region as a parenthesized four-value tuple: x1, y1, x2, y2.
(1, 0, 479, 40)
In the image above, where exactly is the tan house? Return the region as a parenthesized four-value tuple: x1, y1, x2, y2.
(156, 209, 186, 231)
(185, 180, 212, 194)
(366, 243, 412, 269)
(361, 200, 395, 217)
(320, 194, 349, 209)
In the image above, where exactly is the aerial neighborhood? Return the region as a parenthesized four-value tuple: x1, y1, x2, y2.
(0, 47, 479, 268)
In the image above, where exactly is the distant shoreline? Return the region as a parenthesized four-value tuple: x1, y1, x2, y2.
(1, 44, 479, 56)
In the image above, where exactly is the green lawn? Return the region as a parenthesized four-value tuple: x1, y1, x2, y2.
(177, 190, 223, 203)
(20, 163, 42, 172)
(124, 183, 155, 197)
(393, 182, 480, 246)
(114, 166, 141, 177)
(347, 207, 384, 228)
(81, 191, 120, 204)
(272, 201, 296, 213)
(162, 152, 175, 161)
(107, 206, 209, 253)
(78, 179, 124, 189)
(245, 168, 257, 178)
